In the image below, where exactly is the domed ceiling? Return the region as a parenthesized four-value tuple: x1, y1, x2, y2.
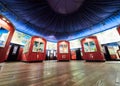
(0, 0, 120, 42)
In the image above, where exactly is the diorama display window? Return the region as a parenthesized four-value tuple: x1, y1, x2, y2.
(0, 27, 9, 47)
(32, 41, 44, 52)
(83, 41, 97, 52)
(108, 46, 116, 55)
(23, 39, 31, 53)
(59, 42, 68, 53)
(84, 42, 90, 52)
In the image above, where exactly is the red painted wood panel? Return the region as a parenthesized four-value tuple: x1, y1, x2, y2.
(110, 55, 117, 59)
(81, 36, 105, 61)
(71, 50, 76, 60)
(117, 26, 120, 35)
(0, 15, 15, 62)
(22, 36, 46, 62)
(17, 47, 23, 61)
(57, 40, 70, 61)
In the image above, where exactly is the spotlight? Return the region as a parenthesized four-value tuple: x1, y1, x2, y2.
(2, 17, 6, 21)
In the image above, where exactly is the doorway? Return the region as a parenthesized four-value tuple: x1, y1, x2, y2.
(71, 48, 83, 60)
(6, 44, 21, 61)
(46, 50, 57, 60)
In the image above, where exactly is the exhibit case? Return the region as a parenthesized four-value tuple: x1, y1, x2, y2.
(81, 36, 105, 61)
(57, 40, 70, 61)
(0, 15, 15, 62)
(22, 36, 46, 62)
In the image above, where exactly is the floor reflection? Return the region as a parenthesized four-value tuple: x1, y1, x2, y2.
(0, 61, 120, 86)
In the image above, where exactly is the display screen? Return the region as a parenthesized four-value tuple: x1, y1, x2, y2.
(32, 41, 44, 52)
(59, 42, 68, 53)
(0, 27, 9, 47)
(84, 41, 97, 52)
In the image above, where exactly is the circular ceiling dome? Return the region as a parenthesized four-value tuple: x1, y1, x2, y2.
(1, 0, 120, 42)
(47, 0, 85, 14)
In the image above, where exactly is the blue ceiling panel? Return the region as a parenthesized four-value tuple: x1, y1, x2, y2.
(0, 0, 120, 42)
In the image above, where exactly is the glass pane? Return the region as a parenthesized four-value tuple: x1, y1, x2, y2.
(32, 41, 44, 52)
(83, 42, 90, 52)
(39, 42, 44, 52)
(59, 42, 68, 53)
(11, 31, 31, 45)
(89, 41, 97, 52)
(0, 27, 9, 47)
(108, 46, 116, 55)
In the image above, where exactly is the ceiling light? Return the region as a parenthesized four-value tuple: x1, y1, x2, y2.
(6, 20, 10, 23)
(2, 17, 6, 21)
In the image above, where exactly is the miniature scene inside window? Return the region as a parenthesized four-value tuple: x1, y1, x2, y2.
(83, 41, 97, 52)
(32, 41, 44, 52)
(59, 42, 68, 53)
(0, 27, 9, 47)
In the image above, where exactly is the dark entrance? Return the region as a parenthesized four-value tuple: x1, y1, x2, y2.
(46, 50, 57, 60)
(76, 48, 83, 60)
(6, 44, 21, 61)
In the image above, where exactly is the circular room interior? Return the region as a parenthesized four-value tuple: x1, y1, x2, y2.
(0, 0, 120, 86)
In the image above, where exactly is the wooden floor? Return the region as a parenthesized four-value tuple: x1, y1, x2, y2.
(0, 61, 120, 86)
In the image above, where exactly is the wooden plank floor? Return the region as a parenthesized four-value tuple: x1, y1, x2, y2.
(0, 61, 120, 86)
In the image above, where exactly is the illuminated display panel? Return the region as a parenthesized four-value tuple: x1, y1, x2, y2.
(32, 38, 44, 52)
(69, 39, 81, 49)
(94, 27, 120, 44)
(108, 46, 116, 55)
(23, 39, 31, 53)
(89, 41, 97, 52)
(84, 41, 97, 52)
(0, 27, 9, 47)
(59, 42, 68, 53)
(108, 46, 119, 55)
(11, 30, 31, 45)
(46, 41, 57, 50)
(84, 42, 89, 52)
